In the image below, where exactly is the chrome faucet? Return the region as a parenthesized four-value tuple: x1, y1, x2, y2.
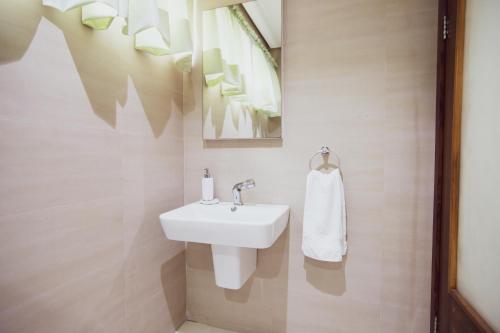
(232, 179, 255, 206)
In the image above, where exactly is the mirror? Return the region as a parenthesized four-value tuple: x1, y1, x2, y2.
(202, 0, 282, 140)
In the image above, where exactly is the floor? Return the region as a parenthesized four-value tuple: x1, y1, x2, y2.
(176, 321, 236, 333)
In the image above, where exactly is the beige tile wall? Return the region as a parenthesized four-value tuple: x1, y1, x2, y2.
(0, 1, 186, 332)
(183, 0, 438, 332)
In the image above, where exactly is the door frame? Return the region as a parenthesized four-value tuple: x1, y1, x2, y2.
(430, 0, 496, 332)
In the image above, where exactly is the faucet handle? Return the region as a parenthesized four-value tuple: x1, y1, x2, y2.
(243, 179, 255, 188)
(232, 179, 255, 206)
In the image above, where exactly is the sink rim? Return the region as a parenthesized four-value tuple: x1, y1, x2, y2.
(159, 201, 290, 249)
(159, 201, 290, 225)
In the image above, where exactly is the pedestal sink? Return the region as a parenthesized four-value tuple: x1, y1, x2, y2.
(159, 202, 290, 289)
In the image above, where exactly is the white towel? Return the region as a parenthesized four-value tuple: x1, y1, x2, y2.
(302, 169, 347, 262)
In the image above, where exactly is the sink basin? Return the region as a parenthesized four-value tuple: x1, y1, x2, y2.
(160, 202, 289, 248)
(160, 201, 290, 289)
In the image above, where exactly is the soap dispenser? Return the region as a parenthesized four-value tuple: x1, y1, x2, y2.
(202, 168, 214, 202)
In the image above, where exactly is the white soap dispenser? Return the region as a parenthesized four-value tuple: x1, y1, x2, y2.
(201, 168, 215, 203)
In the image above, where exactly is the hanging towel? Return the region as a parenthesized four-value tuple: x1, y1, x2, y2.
(302, 169, 347, 262)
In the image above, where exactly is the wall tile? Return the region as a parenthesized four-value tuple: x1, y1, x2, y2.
(183, 0, 437, 332)
(0, 1, 186, 332)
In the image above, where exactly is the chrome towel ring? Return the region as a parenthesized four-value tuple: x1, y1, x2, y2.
(309, 145, 331, 169)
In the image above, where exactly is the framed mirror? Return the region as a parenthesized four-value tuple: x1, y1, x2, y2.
(202, 0, 282, 140)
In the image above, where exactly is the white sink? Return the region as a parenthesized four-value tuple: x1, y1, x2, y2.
(160, 201, 290, 289)
(160, 202, 290, 248)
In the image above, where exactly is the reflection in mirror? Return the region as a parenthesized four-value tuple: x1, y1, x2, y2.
(202, 0, 282, 140)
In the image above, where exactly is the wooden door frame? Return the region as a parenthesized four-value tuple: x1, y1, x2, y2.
(431, 0, 496, 332)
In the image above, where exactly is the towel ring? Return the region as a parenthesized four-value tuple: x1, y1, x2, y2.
(309, 145, 331, 170)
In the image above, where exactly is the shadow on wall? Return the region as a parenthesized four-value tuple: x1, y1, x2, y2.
(122, 199, 187, 332)
(303, 256, 346, 296)
(0, 0, 181, 137)
(161, 252, 188, 329)
(186, 226, 290, 332)
(224, 226, 289, 301)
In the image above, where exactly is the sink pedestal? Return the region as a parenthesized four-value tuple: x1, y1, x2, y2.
(160, 201, 289, 289)
(211, 245, 256, 289)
